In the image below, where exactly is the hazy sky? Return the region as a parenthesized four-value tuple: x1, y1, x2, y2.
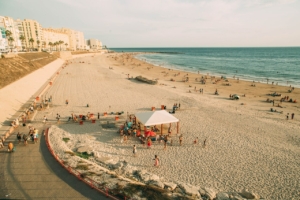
(1, 0, 300, 47)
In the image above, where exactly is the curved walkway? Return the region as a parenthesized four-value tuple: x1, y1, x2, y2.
(0, 55, 107, 199)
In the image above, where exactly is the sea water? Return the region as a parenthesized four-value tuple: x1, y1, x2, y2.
(111, 47, 300, 88)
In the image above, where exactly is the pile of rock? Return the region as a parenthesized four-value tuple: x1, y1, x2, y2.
(48, 127, 263, 200)
(93, 157, 263, 200)
(135, 76, 158, 85)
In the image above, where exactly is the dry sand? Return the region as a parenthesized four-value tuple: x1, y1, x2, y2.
(36, 53, 299, 199)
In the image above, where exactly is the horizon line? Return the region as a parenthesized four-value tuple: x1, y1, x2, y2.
(109, 46, 300, 48)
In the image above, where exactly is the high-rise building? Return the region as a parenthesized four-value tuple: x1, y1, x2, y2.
(42, 28, 69, 51)
(22, 19, 43, 50)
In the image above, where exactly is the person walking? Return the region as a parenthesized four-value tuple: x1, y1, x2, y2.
(43, 116, 47, 124)
(203, 138, 207, 148)
(23, 134, 28, 146)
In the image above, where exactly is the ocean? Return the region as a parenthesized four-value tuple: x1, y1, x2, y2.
(110, 47, 300, 88)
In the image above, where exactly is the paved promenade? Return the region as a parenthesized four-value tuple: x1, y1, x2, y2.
(0, 55, 108, 199)
(0, 120, 108, 200)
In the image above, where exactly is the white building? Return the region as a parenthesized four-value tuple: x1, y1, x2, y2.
(86, 39, 102, 50)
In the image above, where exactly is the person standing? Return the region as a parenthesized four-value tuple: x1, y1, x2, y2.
(179, 134, 183, 146)
(286, 113, 289, 120)
(56, 113, 60, 123)
(0, 138, 4, 148)
(65, 100, 69, 106)
(147, 138, 152, 148)
(17, 132, 22, 144)
(133, 145, 137, 157)
(291, 113, 295, 120)
(194, 137, 198, 145)
(154, 155, 159, 167)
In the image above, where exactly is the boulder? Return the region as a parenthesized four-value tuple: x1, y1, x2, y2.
(203, 187, 217, 200)
(77, 146, 92, 154)
(109, 161, 123, 170)
(136, 170, 160, 182)
(122, 163, 137, 175)
(216, 192, 230, 200)
(148, 180, 165, 189)
(164, 182, 177, 191)
(178, 182, 200, 197)
(96, 156, 114, 164)
(239, 189, 259, 199)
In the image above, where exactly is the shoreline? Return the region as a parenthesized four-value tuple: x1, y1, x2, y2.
(112, 51, 300, 88)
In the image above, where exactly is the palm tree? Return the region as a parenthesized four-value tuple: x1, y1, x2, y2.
(42, 41, 46, 50)
(65, 43, 68, 51)
(48, 42, 53, 51)
(8, 37, 14, 52)
(29, 38, 34, 51)
(37, 40, 40, 51)
(5, 30, 12, 51)
(19, 35, 25, 51)
(58, 40, 64, 51)
(54, 42, 58, 51)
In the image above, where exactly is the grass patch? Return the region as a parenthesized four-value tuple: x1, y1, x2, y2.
(63, 138, 70, 143)
(75, 152, 93, 159)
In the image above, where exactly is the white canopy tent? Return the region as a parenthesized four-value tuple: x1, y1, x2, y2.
(135, 110, 179, 134)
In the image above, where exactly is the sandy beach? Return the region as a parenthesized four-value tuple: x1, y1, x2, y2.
(35, 53, 300, 199)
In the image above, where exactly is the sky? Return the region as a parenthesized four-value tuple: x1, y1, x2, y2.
(0, 0, 300, 47)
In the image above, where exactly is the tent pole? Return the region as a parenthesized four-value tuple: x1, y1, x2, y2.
(144, 125, 146, 135)
(161, 124, 163, 135)
(177, 122, 179, 134)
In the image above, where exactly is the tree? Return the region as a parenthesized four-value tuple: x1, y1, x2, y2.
(54, 42, 58, 51)
(29, 38, 34, 51)
(8, 37, 14, 52)
(42, 41, 46, 50)
(19, 35, 25, 50)
(65, 43, 68, 50)
(58, 40, 64, 51)
(5, 30, 12, 51)
(48, 42, 53, 51)
(37, 40, 40, 51)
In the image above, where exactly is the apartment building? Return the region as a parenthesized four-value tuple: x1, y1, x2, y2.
(86, 39, 102, 50)
(42, 28, 69, 51)
(58, 28, 85, 51)
(0, 16, 22, 51)
(22, 19, 43, 50)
